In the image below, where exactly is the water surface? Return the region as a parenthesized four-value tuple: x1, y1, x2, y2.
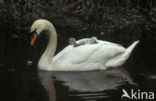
(0, 34, 156, 101)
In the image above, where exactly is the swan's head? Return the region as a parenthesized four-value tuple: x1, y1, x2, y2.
(30, 19, 53, 46)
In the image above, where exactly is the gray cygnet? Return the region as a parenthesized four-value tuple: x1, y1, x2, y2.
(69, 37, 98, 47)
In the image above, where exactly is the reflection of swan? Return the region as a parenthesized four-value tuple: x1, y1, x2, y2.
(52, 68, 134, 92)
(38, 68, 135, 100)
(30, 19, 139, 71)
(39, 71, 56, 101)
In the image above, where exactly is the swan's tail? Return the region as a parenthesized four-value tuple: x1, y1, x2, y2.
(106, 40, 139, 68)
(124, 40, 139, 58)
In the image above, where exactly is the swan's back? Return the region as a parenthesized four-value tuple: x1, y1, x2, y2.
(53, 41, 126, 71)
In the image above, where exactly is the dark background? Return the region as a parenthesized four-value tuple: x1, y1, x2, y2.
(0, 0, 156, 42)
(0, 0, 156, 73)
(0, 0, 156, 101)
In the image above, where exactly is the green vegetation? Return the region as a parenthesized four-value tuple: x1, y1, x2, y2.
(0, 0, 156, 41)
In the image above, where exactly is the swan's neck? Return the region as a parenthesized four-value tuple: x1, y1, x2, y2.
(45, 28, 57, 61)
(38, 26, 57, 70)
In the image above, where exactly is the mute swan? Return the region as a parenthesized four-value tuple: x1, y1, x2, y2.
(69, 37, 97, 47)
(30, 19, 139, 71)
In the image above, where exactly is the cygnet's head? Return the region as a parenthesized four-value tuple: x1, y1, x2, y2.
(69, 37, 76, 45)
(91, 37, 97, 43)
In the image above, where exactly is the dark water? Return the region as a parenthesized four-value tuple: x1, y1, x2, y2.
(0, 34, 156, 101)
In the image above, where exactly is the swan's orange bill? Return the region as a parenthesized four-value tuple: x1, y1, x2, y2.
(30, 33, 38, 46)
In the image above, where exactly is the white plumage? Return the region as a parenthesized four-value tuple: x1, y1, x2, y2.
(53, 39, 138, 71)
(30, 19, 139, 71)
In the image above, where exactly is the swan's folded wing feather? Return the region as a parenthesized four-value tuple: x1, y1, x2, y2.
(53, 43, 126, 68)
(53, 44, 100, 64)
(90, 44, 126, 63)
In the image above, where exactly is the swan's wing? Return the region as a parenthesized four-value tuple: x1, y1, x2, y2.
(78, 39, 124, 48)
(97, 40, 123, 47)
(53, 41, 126, 71)
(53, 44, 99, 64)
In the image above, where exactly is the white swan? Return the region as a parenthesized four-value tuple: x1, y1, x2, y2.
(30, 19, 139, 71)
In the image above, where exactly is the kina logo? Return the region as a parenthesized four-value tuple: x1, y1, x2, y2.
(121, 89, 154, 100)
